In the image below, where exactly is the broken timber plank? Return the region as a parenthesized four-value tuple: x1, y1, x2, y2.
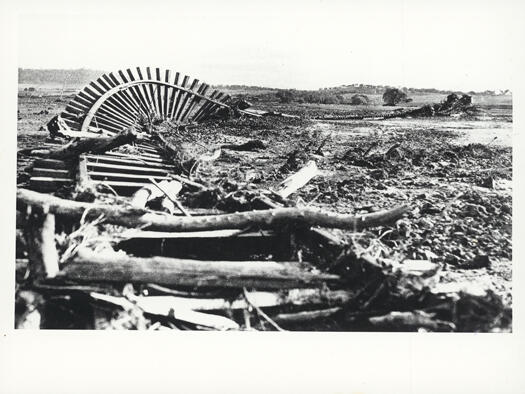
(118, 229, 274, 239)
(23, 209, 59, 279)
(86, 162, 172, 175)
(33, 159, 69, 170)
(93, 288, 353, 314)
(131, 180, 182, 209)
(86, 153, 173, 167)
(272, 307, 342, 324)
(275, 160, 319, 199)
(77, 155, 92, 189)
(91, 180, 164, 189)
(31, 168, 71, 178)
(26, 129, 139, 160)
(29, 177, 73, 192)
(88, 172, 172, 181)
(90, 292, 240, 330)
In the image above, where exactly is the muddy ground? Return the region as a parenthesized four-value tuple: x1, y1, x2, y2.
(16, 93, 513, 331)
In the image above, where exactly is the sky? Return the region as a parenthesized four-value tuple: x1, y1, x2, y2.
(16, 0, 523, 91)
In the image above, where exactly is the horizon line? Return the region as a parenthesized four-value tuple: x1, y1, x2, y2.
(17, 67, 511, 94)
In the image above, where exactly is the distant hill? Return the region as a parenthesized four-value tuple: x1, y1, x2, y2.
(214, 83, 509, 97)
(18, 68, 107, 85)
(18, 68, 510, 97)
(320, 84, 510, 97)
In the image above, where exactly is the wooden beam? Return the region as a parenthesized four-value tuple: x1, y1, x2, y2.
(77, 155, 91, 189)
(90, 292, 240, 330)
(91, 180, 159, 189)
(86, 161, 172, 175)
(61, 247, 340, 290)
(275, 160, 319, 199)
(25, 129, 139, 160)
(23, 209, 59, 279)
(29, 177, 73, 192)
(92, 152, 169, 165)
(33, 159, 69, 170)
(32, 168, 71, 178)
(88, 171, 171, 181)
(119, 229, 275, 239)
(272, 307, 342, 324)
(93, 288, 353, 313)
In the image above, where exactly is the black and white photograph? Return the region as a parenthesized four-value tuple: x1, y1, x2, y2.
(12, 2, 516, 332)
(2, 0, 525, 391)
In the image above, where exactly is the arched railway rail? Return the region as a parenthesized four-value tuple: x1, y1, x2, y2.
(29, 67, 235, 194)
(60, 67, 232, 135)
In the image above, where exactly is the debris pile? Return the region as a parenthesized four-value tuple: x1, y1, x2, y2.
(396, 94, 480, 119)
(15, 114, 511, 331)
(15, 68, 511, 331)
(316, 93, 486, 121)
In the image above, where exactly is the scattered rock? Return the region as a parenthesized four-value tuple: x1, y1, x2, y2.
(420, 202, 443, 214)
(461, 255, 491, 269)
(370, 169, 386, 179)
(480, 175, 495, 189)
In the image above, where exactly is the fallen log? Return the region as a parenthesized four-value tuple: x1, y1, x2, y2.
(118, 229, 271, 239)
(19, 129, 139, 160)
(60, 247, 341, 289)
(221, 139, 266, 152)
(18, 188, 409, 232)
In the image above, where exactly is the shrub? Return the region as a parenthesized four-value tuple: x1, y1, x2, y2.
(382, 88, 409, 106)
(350, 94, 369, 105)
(276, 90, 295, 103)
(275, 90, 347, 105)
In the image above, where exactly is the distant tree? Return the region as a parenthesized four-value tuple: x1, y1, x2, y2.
(350, 94, 369, 105)
(320, 94, 339, 104)
(276, 89, 295, 103)
(382, 88, 409, 106)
